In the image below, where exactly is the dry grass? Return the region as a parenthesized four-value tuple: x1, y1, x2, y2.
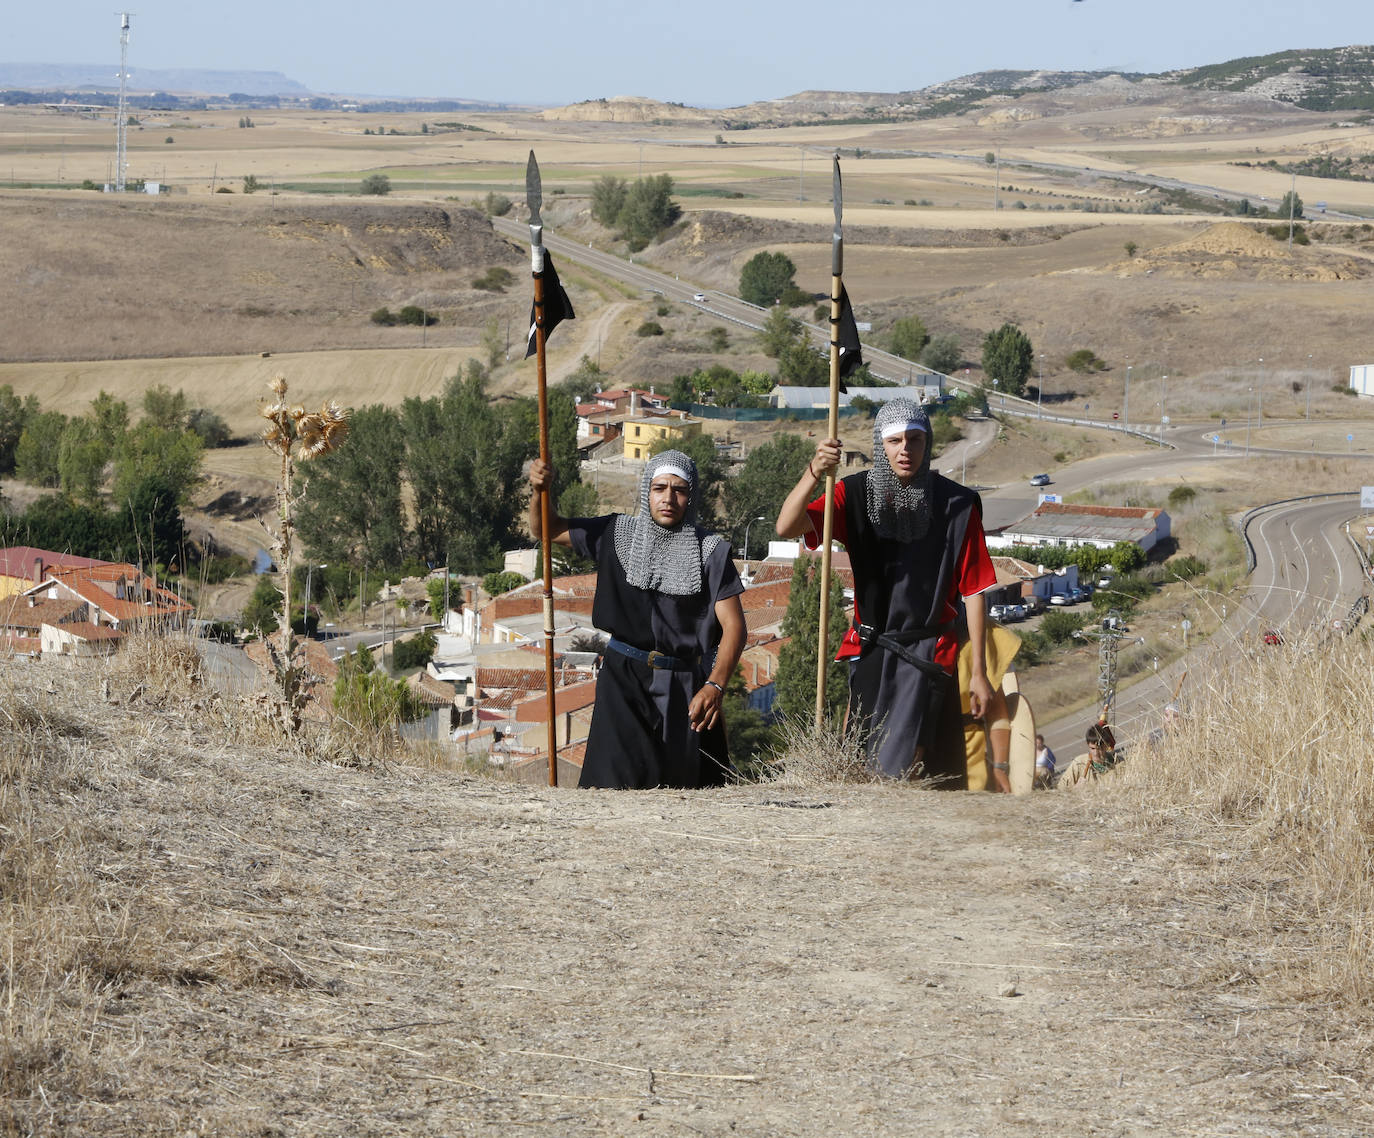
(1114, 624, 1374, 1002)
(762, 714, 881, 787)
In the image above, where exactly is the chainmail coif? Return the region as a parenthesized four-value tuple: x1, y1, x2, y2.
(867, 398, 933, 542)
(613, 450, 724, 595)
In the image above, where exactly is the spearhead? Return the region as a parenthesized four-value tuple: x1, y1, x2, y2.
(526, 150, 544, 250)
(831, 154, 843, 277)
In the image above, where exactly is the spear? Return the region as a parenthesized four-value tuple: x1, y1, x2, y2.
(815, 155, 845, 729)
(526, 150, 559, 786)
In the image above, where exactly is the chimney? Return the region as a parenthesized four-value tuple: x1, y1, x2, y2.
(630, 391, 640, 416)
(32, 556, 43, 584)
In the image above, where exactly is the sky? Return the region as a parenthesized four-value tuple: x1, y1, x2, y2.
(5, 1, 1372, 107)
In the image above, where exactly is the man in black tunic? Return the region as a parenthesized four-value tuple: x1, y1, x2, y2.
(528, 450, 746, 788)
(775, 399, 998, 784)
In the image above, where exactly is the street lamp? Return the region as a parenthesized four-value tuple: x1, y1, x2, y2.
(742, 515, 766, 577)
(1037, 353, 1045, 417)
(1124, 365, 1131, 432)
(1257, 358, 1264, 430)
(1160, 375, 1168, 425)
(303, 562, 327, 638)
(1306, 353, 1313, 420)
(1245, 386, 1253, 457)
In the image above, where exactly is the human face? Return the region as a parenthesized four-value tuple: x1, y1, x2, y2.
(882, 428, 927, 484)
(648, 474, 691, 527)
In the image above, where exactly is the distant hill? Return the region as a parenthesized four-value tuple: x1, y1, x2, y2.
(1174, 45, 1374, 111)
(0, 63, 309, 97)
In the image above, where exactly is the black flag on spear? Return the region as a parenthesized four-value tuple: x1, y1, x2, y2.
(525, 253, 575, 358)
(835, 280, 863, 391)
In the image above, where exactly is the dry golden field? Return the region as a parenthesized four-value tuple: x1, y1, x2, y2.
(5, 98, 1374, 434)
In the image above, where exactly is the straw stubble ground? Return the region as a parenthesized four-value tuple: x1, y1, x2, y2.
(4, 651, 1371, 1136)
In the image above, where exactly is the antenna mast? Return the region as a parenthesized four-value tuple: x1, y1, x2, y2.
(115, 12, 132, 192)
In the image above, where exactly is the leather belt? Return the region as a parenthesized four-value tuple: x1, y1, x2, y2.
(606, 637, 697, 672)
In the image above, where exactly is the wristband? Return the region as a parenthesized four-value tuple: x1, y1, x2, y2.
(704, 680, 725, 695)
(992, 762, 1010, 772)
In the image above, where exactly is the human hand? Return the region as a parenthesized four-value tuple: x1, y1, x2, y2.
(968, 671, 995, 721)
(688, 681, 724, 732)
(810, 438, 842, 478)
(529, 457, 553, 494)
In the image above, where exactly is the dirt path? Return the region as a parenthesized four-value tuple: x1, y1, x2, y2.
(11, 657, 1368, 1136)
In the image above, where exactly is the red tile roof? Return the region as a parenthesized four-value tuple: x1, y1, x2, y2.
(0, 595, 85, 632)
(58, 621, 123, 642)
(0, 547, 108, 581)
(475, 666, 547, 693)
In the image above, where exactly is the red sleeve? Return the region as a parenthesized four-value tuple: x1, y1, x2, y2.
(802, 479, 849, 550)
(955, 505, 996, 598)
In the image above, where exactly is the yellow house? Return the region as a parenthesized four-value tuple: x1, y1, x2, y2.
(622, 414, 703, 460)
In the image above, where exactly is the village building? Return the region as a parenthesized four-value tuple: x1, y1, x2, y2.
(990, 502, 1171, 554)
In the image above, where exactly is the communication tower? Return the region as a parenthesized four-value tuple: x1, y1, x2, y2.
(114, 12, 132, 191)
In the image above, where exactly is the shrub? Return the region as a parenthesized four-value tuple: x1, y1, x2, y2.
(1167, 485, 1197, 509)
(472, 266, 515, 292)
(392, 630, 437, 671)
(214, 186, 233, 193)
(1168, 555, 1208, 581)
(242, 174, 260, 194)
(1124, 241, 1138, 257)
(397, 306, 436, 326)
(656, 303, 671, 317)
(708, 327, 729, 352)
(921, 334, 962, 375)
(1039, 610, 1086, 644)
(483, 191, 512, 216)
(371, 307, 398, 326)
(1065, 349, 1107, 373)
(361, 174, 392, 196)
(483, 570, 527, 596)
(636, 321, 664, 337)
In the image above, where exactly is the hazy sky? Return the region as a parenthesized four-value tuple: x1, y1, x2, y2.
(7, 1, 1372, 107)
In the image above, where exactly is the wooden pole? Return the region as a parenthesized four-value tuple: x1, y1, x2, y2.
(527, 150, 559, 787)
(815, 155, 844, 729)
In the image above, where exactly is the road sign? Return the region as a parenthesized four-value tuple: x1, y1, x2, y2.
(1362, 486, 1374, 509)
(1181, 619, 1192, 631)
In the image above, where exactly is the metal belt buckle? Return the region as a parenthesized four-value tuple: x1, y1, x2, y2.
(645, 650, 667, 669)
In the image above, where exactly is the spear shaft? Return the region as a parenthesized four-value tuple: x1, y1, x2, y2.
(815, 155, 844, 729)
(527, 151, 559, 786)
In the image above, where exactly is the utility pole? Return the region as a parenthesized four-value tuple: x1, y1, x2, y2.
(114, 13, 132, 192)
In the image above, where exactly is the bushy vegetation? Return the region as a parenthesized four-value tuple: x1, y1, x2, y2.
(981, 323, 1034, 396)
(472, 267, 515, 292)
(334, 645, 425, 728)
(740, 251, 801, 308)
(392, 630, 437, 671)
(360, 174, 392, 196)
(482, 570, 528, 596)
(1065, 349, 1108, 374)
(589, 174, 681, 251)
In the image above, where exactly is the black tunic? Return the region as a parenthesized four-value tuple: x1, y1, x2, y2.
(841, 471, 979, 782)
(568, 514, 744, 789)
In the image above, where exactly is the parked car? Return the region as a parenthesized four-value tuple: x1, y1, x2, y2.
(1049, 593, 1071, 606)
(1029, 473, 1051, 486)
(1006, 603, 1027, 621)
(693, 292, 706, 302)
(988, 604, 1010, 621)
(1069, 587, 1087, 604)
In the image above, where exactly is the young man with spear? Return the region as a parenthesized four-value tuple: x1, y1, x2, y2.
(775, 398, 1000, 785)
(527, 450, 746, 789)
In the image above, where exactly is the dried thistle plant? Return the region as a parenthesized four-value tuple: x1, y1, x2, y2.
(259, 374, 350, 730)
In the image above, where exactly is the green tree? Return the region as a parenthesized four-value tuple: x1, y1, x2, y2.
(590, 174, 628, 227)
(57, 419, 109, 504)
(721, 434, 812, 551)
(774, 557, 849, 723)
(121, 473, 188, 569)
(721, 668, 775, 777)
(242, 574, 281, 635)
(980, 322, 1034, 397)
(333, 645, 424, 727)
(482, 191, 512, 216)
(0, 385, 40, 476)
(758, 306, 803, 358)
(242, 174, 261, 194)
(482, 316, 504, 368)
(889, 315, 930, 361)
(920, 334, 962, 374)
(482, 570, 527, 595)
(142, 384, 189, 430)
(89, 391, 130, 449)
(361, 173, 392, 196)
(739, 251, 798, 307)
(14, 411, 68, 487)
(1279, 190, 1304, 219)
(185, 407, 232, 448)
(617, 174, 680, 251)
(111, 423, 204, 506)
(778, 341, 829, 386)
(297, 404, 408, 570)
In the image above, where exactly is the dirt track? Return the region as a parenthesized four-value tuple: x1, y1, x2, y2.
(11, 656, 1368, 1137)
